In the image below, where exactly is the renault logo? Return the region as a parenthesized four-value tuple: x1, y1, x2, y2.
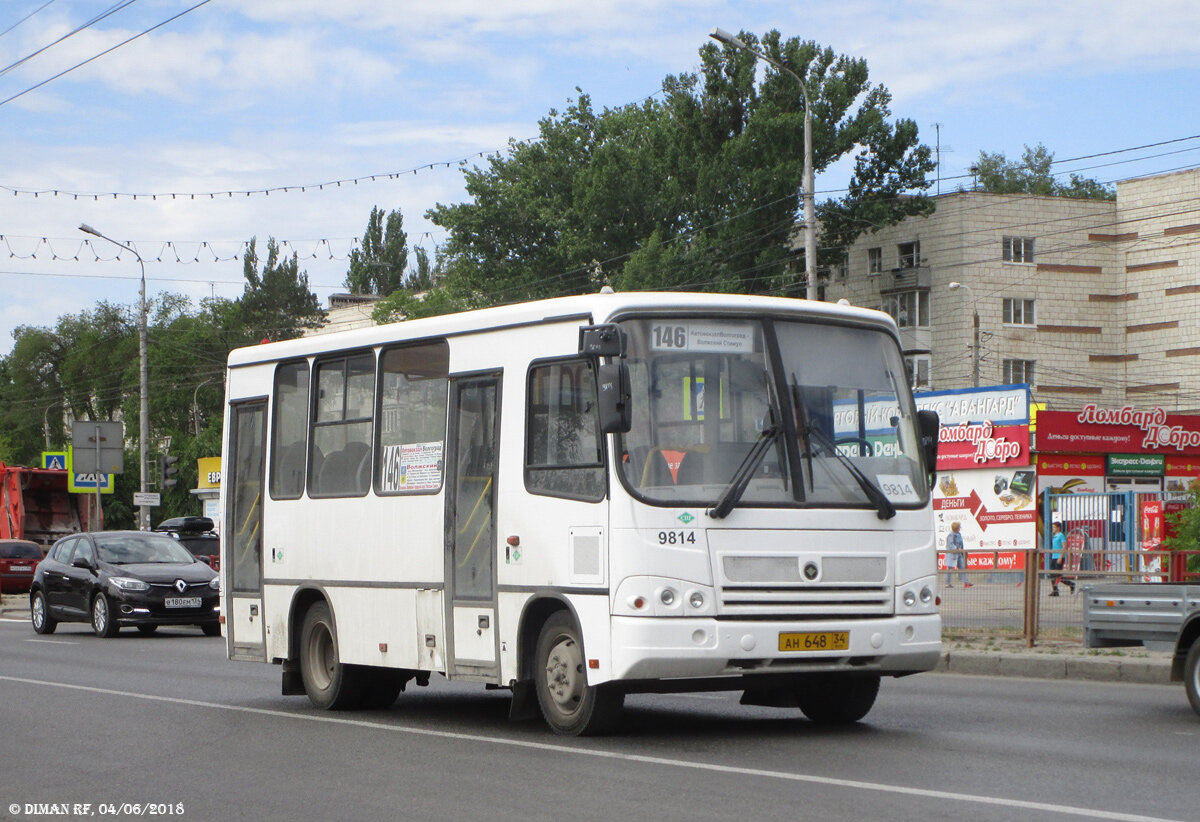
(174, 579, 187, 593)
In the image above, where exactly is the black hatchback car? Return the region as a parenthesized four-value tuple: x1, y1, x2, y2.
(30, 531, 220, 637)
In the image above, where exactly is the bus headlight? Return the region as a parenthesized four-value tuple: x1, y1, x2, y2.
(903, 589, 917, 608)
(919, 586, 933, 604)
(659, 587, 677, 606)
(688, 590, 705, 609)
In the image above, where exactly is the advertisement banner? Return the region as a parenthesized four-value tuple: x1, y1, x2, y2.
(915, 384, 1031, 426)
(937, 423, 1031, 470)
(1141, 499, 1164, 582)
(933, 466, 1037, 567)
(1038, 406, 1200, 456)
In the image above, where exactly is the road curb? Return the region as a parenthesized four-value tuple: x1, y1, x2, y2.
(939, 648, 1173, 685)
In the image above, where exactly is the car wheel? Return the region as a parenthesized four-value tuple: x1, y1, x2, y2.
(795, 673, 880, 724)
(30, 590, 57, 635)
(201, 623, 221, 637)
(137, 625, 158, 635)
(534, 611, 624, 736)
(91, 593, 120, 638)
(1185, 639, 1200, 717)
(299, 601, 364, 710)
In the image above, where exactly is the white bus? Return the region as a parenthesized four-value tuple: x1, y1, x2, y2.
(220, 292, 941, 735)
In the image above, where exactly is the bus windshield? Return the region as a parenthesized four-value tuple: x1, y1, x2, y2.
(615, 316, 929, 511)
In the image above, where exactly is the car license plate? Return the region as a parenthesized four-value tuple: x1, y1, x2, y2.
(10, 566, 31, 573)
(779, 631, 849, 652)
(165, 596, 202, 608)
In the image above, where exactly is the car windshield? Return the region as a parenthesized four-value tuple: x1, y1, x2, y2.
(615, 316, 929, 511)
(95, 534, 197, 565)
(0, 541, 42, 559)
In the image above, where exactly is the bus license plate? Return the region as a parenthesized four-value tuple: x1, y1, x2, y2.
(779, 631, 849, 652)
(165, 597, 202, 609)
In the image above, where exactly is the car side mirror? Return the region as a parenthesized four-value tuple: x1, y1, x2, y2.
(72, 556, 93, 570)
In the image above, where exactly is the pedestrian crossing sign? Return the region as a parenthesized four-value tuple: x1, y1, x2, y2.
(42, 451, 68, 470)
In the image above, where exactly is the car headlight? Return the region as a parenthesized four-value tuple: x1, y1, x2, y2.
(209, 577, 220, 591)
(109, 577, 150, 592)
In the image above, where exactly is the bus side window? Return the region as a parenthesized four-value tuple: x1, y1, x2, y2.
(525, 359, 605, 502)
(309, 352, 375, 498)
(376, 341, 449, 495)
(270, 360, 310, 500)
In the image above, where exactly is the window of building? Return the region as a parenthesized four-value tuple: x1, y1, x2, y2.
(309, 352, 375, 498)
(377, 341, 449, 495)
(868, 247, 883, 275)
(270, 361, 310, 500)
(882, 290, 930, 328)
(905, 355, 931, 390)
(526, 359, 605, 502)
(1003, 359, 1035, 384)
(1002, 236, 1035, 263)
(898, 241, 920, 269)
(1003, 298, 1036, 326)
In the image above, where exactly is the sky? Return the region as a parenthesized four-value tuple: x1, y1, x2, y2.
(3, 0, 1200, 356)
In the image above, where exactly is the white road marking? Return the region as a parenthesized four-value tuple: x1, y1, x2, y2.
(0, 674, 1182, 822)
(23, 639, 78, 645)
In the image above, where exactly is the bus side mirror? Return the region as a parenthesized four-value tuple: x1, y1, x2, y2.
(917, 409, 939, 484)
(597, 362, 632, 434)
(579, 324, 626, 357)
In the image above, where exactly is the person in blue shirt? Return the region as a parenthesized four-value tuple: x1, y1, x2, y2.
(944, 520, 970, 587)
(1050, 521, 1075, 596)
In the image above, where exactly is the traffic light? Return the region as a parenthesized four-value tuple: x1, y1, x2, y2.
(160, 453, 179, 489)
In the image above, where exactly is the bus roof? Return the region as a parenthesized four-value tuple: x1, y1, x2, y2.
(227, 291, 898, 368)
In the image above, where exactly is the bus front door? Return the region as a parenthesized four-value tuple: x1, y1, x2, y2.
(444, 374, 500, 681)
(225, 400, 267, 661)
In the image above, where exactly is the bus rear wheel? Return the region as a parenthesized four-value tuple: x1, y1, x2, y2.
(534, 611, 623, 736)
(795, 673, 880, 724)
(300, 601, 364, 710)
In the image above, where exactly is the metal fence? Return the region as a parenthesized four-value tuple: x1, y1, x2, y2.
(939, 489, 1200, 643)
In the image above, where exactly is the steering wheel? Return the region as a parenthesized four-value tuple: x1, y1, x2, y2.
(833, 437, 874, 458)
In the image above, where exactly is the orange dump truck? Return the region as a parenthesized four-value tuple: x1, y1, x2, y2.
(0, 462, 99, 554)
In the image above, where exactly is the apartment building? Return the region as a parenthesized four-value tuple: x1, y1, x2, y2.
(824, 167, 1200, 412)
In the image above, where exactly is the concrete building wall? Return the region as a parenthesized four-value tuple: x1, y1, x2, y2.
(825, 170, 1200, 413)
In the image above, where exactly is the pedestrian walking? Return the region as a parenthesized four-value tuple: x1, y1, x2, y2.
(1050, 521, 1076, 596)
(944, 521, 970, 587)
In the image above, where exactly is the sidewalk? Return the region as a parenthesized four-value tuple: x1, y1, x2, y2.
(0, 595, 1174, 685)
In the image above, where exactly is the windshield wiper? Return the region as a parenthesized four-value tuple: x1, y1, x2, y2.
(790, 379, 895, 520)
(707, 425, 779, 520)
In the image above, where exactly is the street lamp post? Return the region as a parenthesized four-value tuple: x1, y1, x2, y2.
(79, 223, 150, 531)
(948, 281, 980, 387)
(710, 27, 816, 301)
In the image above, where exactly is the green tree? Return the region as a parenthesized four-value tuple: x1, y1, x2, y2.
(345, 207, 409, 296)
(973, 143, 1115, 200)
(428, 29, 933, 306)
(240, 237, 326, 341)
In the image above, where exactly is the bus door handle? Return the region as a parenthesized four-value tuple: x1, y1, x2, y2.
(478, 615, 489, 633)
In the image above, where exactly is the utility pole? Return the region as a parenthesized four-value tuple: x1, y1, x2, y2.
(80, 223, 151, 530)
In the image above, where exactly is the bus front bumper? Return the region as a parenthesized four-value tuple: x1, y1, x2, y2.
(607, 613, 941, 683)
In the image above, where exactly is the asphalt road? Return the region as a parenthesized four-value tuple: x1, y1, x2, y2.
(0, 617, 1196, 822)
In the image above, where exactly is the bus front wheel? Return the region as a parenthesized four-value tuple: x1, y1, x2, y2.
(299, 601, 364, 710)
(795, 673, 880, 724)
(534, 611, 623, 736)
